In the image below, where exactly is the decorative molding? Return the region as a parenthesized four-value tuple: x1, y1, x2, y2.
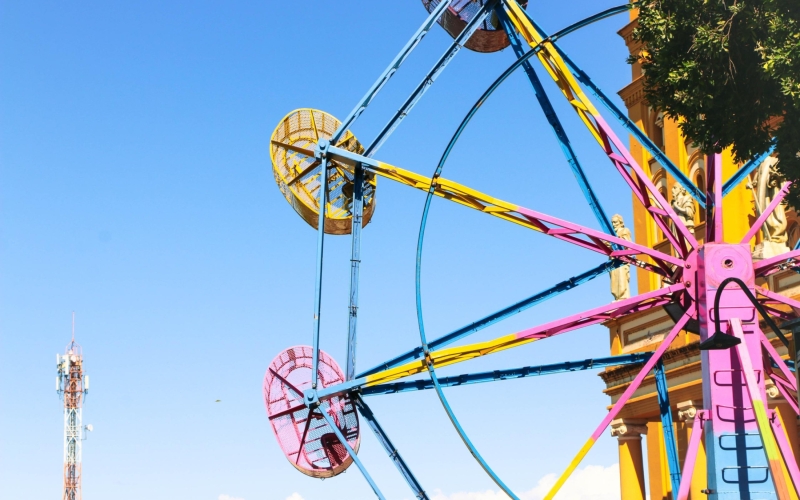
(617, 19, 641, 53)
(765, 379, 782, 400)
(618, 77, 646, 108)
(610, 418, 648, 440)
(677, 400, 700, 423)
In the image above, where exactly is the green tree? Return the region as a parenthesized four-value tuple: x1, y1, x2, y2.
(632, 0, 800, 203)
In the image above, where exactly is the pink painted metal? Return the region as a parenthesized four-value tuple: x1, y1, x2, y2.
(586, 312, 689, 440)
(759, 331, 798, 392)
(741, 182, 793, 244)
(512, 284, 684, 342)
(770, 374, 799, 415)
(754, 250, 800, 278)
(771, 412, 800, 495)
(513, 206, 684, 273)
(676, 410, 707, 500)
(591, 113, 698, 257)
(697, 243, 777, 494)
(264, 346, 359, 478)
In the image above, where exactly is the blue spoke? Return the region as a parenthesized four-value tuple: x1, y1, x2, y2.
(354, 396, 428, 499)
(358, 259, 621, 378)
(362, 353, 652, 395)
(497, 7, 616, 238)
(330, 0, 455, 144)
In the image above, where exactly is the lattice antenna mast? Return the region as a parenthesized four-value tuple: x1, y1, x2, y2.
(56, 313, 89, 500)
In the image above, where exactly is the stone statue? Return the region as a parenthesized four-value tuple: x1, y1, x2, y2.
(752, 157, 789, 259)
(670, 184, 696, 235)
(610, 214, 632, 301)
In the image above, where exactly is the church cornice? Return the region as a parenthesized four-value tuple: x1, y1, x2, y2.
(618, 76, 646, 109)
(617, 18, 641, 54)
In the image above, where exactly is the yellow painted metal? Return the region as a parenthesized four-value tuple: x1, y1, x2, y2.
(270, 109, 377, 234)
(502, 0, 607, 145)
(364, 332, 534, 387)
(271, 113, 547, 235)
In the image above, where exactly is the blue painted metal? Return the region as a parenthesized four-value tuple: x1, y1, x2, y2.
(354, 396, 428, 499)
(427, 366, 521, 499)
(721, 138, 778, 197)
(317, 406, 386, 500)
(330, 0, 454, 144)
(364, 1, 496, 157)
(346, 163, 364, 381)
(510, 8, 705, 207)
(497, 7, 616, 238)
(311, 139, 331, 389)
(362, 353, 652, 396)
(410, 8, 632, 497)
(357, 259, 621, 378)
(654, 358, 682, 495)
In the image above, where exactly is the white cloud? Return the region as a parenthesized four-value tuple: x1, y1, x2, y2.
(523, 464, 620, 500)
(427, 464, 620, 500)
(430, 489, 511, 500)
(218, 495, 244, 500)
(284, 494, 305, 500)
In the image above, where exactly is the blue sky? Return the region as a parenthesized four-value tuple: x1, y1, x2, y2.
(1, 2, 643, 499)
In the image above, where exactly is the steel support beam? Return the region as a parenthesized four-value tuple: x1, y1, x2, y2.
(361, 353, 652, 395)
(354, 396, 428, 499)
(330, 0, 455, 144)
(346, 164, 365, 380)
(364, 1, 496, 156)
(654, 359, 682, 495)
(497, 7, 615, 238)
(358, 259, 620, 378)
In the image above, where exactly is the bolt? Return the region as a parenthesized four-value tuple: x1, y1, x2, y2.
(686, 263, 691, 269)
(685, 280, 692, 287)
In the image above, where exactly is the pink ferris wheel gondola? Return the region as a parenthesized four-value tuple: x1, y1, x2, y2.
(264, 347, 359, 478)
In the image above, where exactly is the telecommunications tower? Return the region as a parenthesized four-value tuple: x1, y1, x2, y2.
(56, 313, 90, 500)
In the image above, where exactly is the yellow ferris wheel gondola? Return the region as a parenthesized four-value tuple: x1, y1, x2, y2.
(270, 109, 376, 235)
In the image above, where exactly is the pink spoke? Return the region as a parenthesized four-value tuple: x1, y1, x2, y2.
(758, 300, 798, 321)
(754, 250, 800, 278)
(756, 286, 800, 314)
(707, 153, 723, 243)
(676, 410, 708, 500)
(592, 113, 698, 254)
(514, 284, 683, 342)
(269, 403, 307, 420)
(269, 368, 305, 400)
(771, 413, 800, 492)
(514, 206, 684, 268)
(295, 408, 315, 465)
(759, 331, 797, 393)
(741, 182, 793, 244)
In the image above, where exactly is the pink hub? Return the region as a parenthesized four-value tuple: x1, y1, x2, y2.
(264, 346, 359, 477)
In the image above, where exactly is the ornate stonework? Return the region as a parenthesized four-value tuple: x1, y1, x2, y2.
(611, 214, 632, 301)
(611, 418, 648, 441)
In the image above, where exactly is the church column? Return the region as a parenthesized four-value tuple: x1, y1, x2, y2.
(677, 400, 706, 500)
(611, 418, 648, 500)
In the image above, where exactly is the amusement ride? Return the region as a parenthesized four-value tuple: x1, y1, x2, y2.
(264, 1, 800, 498)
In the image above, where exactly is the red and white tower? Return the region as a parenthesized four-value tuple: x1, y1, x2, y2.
(56, 314, 89, 500)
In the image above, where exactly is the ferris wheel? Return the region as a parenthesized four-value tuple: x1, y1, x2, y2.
(264, 1, 800, 499)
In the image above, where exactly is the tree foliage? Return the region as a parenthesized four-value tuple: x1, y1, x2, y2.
(632, 0, 800, 203)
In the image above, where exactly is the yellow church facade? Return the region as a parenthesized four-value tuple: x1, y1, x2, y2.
(603, 10, 800, 500)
